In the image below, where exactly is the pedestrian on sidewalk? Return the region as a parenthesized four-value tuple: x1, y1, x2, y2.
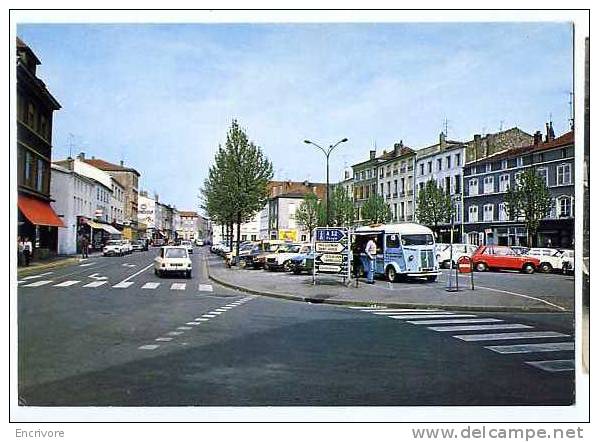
(365, 236, 377, 284)
(81, 235, 89, 259)
(17, 236, 23, 266)
(22, 237, 32, 266)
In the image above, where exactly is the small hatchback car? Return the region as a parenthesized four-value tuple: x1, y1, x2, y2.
(471, 245, 541, 274)
(154, 246, 192, 278)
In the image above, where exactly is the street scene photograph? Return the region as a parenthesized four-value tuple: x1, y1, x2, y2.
(10, 12, 590, 422)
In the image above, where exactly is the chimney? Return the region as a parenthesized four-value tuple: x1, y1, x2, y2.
(533, 131, 543, 145)
(393, 140, 404, 156)
(78, 152, 85, 160)
(120, 160, 124, 166)
(66, 157, 75, 171)
(473, 134, 482, 162)
(547, 121, 555, 141)
(92, 155, 95, 159)
(439, 132, 446, 148)
(369, 150, 376, 160)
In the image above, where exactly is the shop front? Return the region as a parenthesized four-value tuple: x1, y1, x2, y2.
(18, 193, 65, 260)
(77, 217, 123, 251)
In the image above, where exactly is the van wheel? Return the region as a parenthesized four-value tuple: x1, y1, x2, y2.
(522, 263, 536, 274)
(386, 266, 398, 283)
(426, 275, 438, 282)
(475, 262, 488, 272)
(539, 262, 552, 273)
(186, 270, 192, 279)
(283, 260, 292, 272)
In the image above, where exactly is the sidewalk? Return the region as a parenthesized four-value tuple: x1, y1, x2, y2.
(17, 252, 102, 277)
(205, 254, 569, 313)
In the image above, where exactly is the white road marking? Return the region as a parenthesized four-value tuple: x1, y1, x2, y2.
(22, 272, 53, 280)
(171, 283, 186, 290)
(349, 306, 386, 310)
(198, 284, 213, 292)
(485, 342, 575, 354)
(155, 337, 173, 342)
(202, 314, 216, 318)
(82, 281, 107, 288)
(79, 263, 94, 267)
(87, 273, 108, 280)
(220, 307, 233, 310)
(22, 280, 53, 287)
(186, 322, 201, 325)
(408, 318, 504, 325)
(525, 359, 575, 372)
(139, 344, 160, 350)
(195, 318, 211, 322)
(454, 331, 570, 342)
(122, 263, 137, 267)
(390, 314, 478, 320)
(214, 308, 228, 312)
(53, 280, 80, 287)
(177, 326, 192, 330)
(427, 323, 532, 332)
(371, 310, 442, 315)
(208, 311, 223, 315)
(142, 282, 160, 289)
(475, 285, 567, 312)
(225, 304, 237, 307)
(167, 331, 184, 336)
(119, 262, 155, 283)
(112, 281, 134, 289)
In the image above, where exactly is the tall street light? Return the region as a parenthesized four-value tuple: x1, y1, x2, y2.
(304, 137, 348, 226)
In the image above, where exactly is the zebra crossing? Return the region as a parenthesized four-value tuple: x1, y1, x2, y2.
(350, 306, 574, 373)
(19, 278, 215, 293)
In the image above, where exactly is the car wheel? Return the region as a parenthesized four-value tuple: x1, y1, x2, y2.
(283, 260, 292, 272)
(475, 262, 488, 272)
(154, 268, 158, 276)
(386, 266, 398, 283)
(539, 262, 552, 273)
(522, 263, 535, 274)
(292, 267, 301, 275)
(186, 270, 192, 279)
(158, 270, 163, 278)
(426, 275, 438, 282)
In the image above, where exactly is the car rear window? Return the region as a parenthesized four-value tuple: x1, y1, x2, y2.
(165, 248, 187, 259)
(401, 234, 434, 246)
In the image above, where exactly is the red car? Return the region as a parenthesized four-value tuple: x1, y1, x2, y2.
(471, 245, 540, 274)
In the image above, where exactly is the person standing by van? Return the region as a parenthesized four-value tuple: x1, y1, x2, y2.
(365, 237, 377, 284)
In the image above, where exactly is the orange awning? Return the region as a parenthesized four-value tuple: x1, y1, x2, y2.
(18, 194, 65, 228)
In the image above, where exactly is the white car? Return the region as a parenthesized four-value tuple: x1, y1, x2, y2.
(120, 239, 133, 254)
(154, 246, 192, 278)
(181, 240, 193, 254)
(103, 240, 125, 257)
(264, 243, 311, 272)
(436, 243, 478, 269)
(525, 248, 564, 273)
(560, 249, 575, 274)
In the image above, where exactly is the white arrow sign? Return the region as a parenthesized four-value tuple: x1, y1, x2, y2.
(316, 242, 346, 253)
(88, 273, 108, 280)
(320, 253, 343, 264)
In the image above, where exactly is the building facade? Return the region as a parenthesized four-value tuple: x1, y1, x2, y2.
(178, 211, 200, 241)
(377, 141, 416, 223)
(17, 37, 64, 260)
(463, 127, 574, 248)
(351, 150, 380, 223)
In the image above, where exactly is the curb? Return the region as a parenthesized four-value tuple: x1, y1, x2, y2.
(17, 257, 79, 277)
(205, 261, 567, 313)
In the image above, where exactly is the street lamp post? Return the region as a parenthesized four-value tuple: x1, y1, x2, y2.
(304, 137, 348, 226)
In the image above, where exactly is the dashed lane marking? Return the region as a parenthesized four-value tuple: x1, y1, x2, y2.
(139, 344, 160, 350)
(524, 359, 575, 372)
(408, 318, 504, 325)
(427, 323, 532, 332)
(155, 337, 172, 342)
(112, 281, 134, 289)
(389, 314, 477, 320)
(167, 331, 184, 336)
(370, 309, 442, 314)
(208, 311, 223, 315)
(170, 283, 186, 290)
(142, 282, 160, 289)
(22, 272, 53, 280)
(122, 263, 137, 267)
(195, 318, 211, 322)
(214, 308, 228, 312)
(186, 322, 201, 325)
(53, 280, 80, 287)
(199, 284, 213, 292)
(82, 281, 107, 288)
(485, 342, 575, 354)
(371, 310, 446, 315)
(79, 263, 95, 267)
(22, 280, 53, 287)
(202, 314, 216, 318)
(454, 331, 570, 342)
(177, 326, 192, 330)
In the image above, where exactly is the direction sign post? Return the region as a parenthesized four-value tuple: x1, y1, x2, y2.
(313, 227, 350, 284)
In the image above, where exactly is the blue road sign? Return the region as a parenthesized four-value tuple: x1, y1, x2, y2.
(315, 228, 347, 242)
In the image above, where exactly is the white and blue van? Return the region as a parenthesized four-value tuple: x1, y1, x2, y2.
(353, 223, 441, 282)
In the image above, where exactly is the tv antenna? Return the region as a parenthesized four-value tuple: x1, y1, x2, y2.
(568, 92, 574, 129)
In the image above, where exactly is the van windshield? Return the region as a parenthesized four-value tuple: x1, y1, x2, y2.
(401, 234, 434, 246)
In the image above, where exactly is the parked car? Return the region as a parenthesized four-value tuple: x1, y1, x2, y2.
(195, 238, 204, 246)
(436, 243, 478, 269)
(524, 248, 565, 273)
(265, 243, 312, 271)
(138, 238, 149, 251)
(103, 240, 126, 256)
(120, 240, 133, 254)
(560, 249, 575, 274)
(153, 238, 165, 247)
(225, 242, 255, 266)
(181, 240, 194, 254)
(510, 246, 530, 256)
(238, 240, 287, 269)
(131, 240, 145, 252)
(471, 245, 540, 274)
(289, 250, 318, 274)
(154, 246, 192, 278)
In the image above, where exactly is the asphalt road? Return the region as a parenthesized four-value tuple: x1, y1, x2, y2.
(17, 247, 575, 406)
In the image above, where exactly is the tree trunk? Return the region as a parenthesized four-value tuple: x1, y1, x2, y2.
(236, 211, 242, 263)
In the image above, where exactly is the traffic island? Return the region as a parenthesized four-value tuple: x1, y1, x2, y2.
(204, 253, 571, 313)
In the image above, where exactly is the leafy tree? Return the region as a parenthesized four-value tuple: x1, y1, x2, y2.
(329, 185, 356, 227)
(361, 194, 392, 224)
(295, 193, 320, 240)
(504, 168, 552, 247)
(415, 180, 453, 237)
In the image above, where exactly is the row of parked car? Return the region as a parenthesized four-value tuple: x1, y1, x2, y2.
(436, 243, 575, 274)
(102, 239, 150, 256)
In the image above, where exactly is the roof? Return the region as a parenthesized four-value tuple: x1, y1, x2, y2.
(179, 211, 198, 217)
(466, 130, 574, 164)
(356, 222, 435, 236)
(81, 158, 141, 176)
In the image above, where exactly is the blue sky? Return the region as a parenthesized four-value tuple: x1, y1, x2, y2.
(17, 22, 573, 211)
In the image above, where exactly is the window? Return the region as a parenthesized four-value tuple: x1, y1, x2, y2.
(483, 204, 494, 221)
(437, 158, 442, 171)
(483, 176, 495, 194)
(537, 168, 549, 186)
(427, 161, 432, 173)
(393, 179, 398, 194)
(445, 176, 451, 195)
(501, 159, 508, 169)
(401, 234, 434, 246)
(469, 178, 478, 196)
(499, 174, 510, 192)
(517, 157, 524, 167)
(468, 205, 479, 223)
(393, 203, 397, 220)
(241, 235, 247, 241)
(514, 172, 523, 186)
(27, 103, 36, 129)
(446, 156, 451, 169)
(380, 183, 384, 196)
(486, 163, 492, 173)
(557, 164, 571, 185)
(455, 153, 461, 166)
(386, 234, 400, 248)
(454, 175, 461, 193)
(400, 202, 405, 219)
(386, 182, 391, 196)
(557, 196, 572, 217)
(35, 159, 44, 192)
(24, 151, 33, 185)
(400, 178, 405, 193)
